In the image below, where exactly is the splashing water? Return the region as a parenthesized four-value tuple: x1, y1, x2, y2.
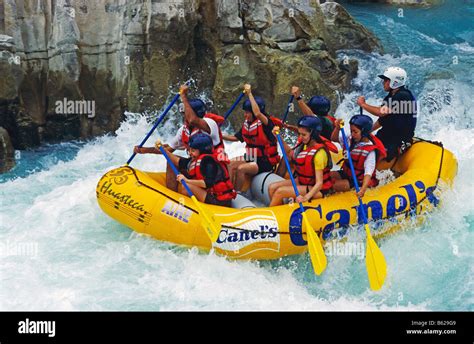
(1, 0, 473, 310)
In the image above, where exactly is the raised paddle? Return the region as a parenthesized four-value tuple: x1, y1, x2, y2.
(273, 95, 295, 175)
(281, 95, 295, 124)
(157, 144, 221, 243)
(224, 91, 246, 120)
(275, 131, 327, 275)
(126, 85, 186, 165)
(339, 120, 387, 291)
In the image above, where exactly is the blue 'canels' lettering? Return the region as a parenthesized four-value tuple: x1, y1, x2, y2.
(217, 225, 278, 245)
(352, 200, 383, 224)
(415, 181, 426, 193)
(401, 183, 419, 210)
(387, 194, 408, 217)
(227, 232, 239, 242)
(289, 206, 322, 246)
(323, 209, 350, 240)
(239, 231, 250, 242)
(286, 180, 439, 245)
(402, 182, 424, 217)
(425, 186, 439, 206)
(266, 225, 278, 238)
(413, 180, 438, 207)
(251, 230, 260, 240)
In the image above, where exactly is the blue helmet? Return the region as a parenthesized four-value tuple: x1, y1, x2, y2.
(307, 96, 331, 116)
(242, 96, 266, 114)
(189, 133, 213, 153)
(349, 114, 373, 137)
(297, 115, 322, 139)
(188, 99, 207, 118)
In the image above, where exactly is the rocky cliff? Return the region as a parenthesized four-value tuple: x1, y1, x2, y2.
(0, 126, 15, 172)
(0, 0, 381, 150)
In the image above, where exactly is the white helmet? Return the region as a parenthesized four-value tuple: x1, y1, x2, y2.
(378, 67, 407, 89)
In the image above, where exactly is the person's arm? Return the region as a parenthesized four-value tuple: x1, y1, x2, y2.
(306, 170, 324, 200)
(164, 149, 181, 167)
(180, 84, 211, 133)
(372, 120, 382, 132)
(331, 119, 343, 142)
(357, 175, 372, 199)
(134, 139, 175, 154)
(244, 84, 269, 125)
(272, 126, 292, 156)
(224, 127, 244, 142)
(134, 146, 159, 154)
(357, 96, 390, 118)
(222, 134, 239, 142)
(291, 86, 313, 116)
(178, 176, 206, 188)
(297, 170, 324, 203)
(357, 150, 376, 198)
(164, 145, 176, 153)
(285, 123, 299, 133)
(203, 118, 222, 148)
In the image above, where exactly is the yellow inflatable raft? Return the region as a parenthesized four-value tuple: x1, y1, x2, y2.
(96, 139, 457, 260)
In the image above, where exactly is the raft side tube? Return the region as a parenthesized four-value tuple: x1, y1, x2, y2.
(250, 172, 286, 206)
(231, 194, 257, 209)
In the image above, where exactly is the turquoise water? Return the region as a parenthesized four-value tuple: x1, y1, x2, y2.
(1, 0, 472, 310)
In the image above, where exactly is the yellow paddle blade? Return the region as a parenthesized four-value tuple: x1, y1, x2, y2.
(364, 224, 387, 291)
(302, 212, 327, 275)
(190, 195, 221, 243)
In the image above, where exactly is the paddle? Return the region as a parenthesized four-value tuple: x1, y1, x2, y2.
(339, 120, 387, 291)
(275, 132, 327, 275)
(157, 144, 221, 243)
(126, 85, 185, 166)
(224, 91, 246, 120)
(273, 95, 295, 175)
(281, 95, 295, 124)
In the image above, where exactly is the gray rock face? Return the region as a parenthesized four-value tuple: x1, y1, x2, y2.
(320, 2, 383, 53)
(0, 126, 15, 173)
(0, 0, 382, 150)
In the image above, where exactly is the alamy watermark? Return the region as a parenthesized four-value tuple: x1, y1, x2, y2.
(0, 240, 38, 258)
(18, 318, 55, 338)
(55, 98, 96, 118)
(324, 241, 365, 260)
(381, 98, 419, 117)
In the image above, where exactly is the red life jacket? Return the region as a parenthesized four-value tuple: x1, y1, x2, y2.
(292, 142, 334, 191)
(187, 153, 236, 201)
(319, 135, 339, 153)
(241, 117, 280, 166)
(181, 113, 226, 155)
(204, 113, 225, 127)
(326, 115, 337, 126)
(342, 134, 387, 187)
(269, 116, 283, 128)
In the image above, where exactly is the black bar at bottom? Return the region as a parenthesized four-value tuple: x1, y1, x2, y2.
(0, 311, 472, 343)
